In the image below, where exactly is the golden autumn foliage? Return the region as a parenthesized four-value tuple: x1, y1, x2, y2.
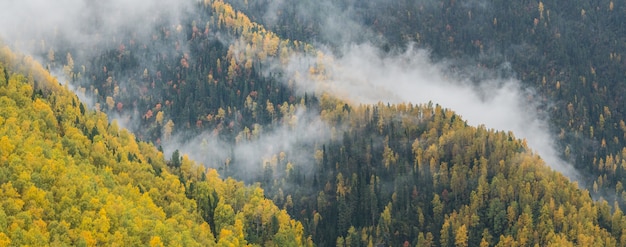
(0, 45, 310, 246)
(4, 0, 625, 245)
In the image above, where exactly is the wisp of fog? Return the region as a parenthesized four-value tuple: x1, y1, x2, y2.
(0, 0, 189, 51)
(163, 108, 334, 180)
(280, 43, 580, 181)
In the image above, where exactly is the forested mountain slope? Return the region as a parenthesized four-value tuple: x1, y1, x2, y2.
(0, 45, 310, 246)
(0, 35, 626, 246)
(258, 96, 626, 246)
(3, 0, 626, 246)
(227, 0, 626, 201)
(35, 0, 309, 145)
(2, 42, 625, 246)
(36, 0, 626, 204)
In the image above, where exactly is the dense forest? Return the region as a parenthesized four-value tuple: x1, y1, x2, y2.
(0, 45, 310, 246)
(2, 0, 626, 246)
(226, 0, 626, 200)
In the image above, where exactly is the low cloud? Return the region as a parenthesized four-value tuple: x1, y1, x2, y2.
(281, 43, 580, 180)
(0, 0, 190, 53)
(0, 0, 194, 115)
(163, 108, 335, 180)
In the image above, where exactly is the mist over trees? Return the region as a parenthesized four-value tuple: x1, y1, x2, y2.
(227, 0, 626, 202)
(0, 46, 312, 246)
(1, 0, 626, 246)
